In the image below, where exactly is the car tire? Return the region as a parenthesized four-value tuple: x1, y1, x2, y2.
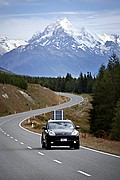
(70, 145, 74, 149)
(42, 141, 45, 148)
(46, 140, 51, 150)
(41, 135, 45, 148)
(74, 142, 80, 149)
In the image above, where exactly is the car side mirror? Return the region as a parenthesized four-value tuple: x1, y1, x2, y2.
(42, 126, 47, 130)
(75, 126, 80, 130)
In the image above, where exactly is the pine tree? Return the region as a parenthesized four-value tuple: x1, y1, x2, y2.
(110, 99, 120, 140)
(89, 54, 120, 138)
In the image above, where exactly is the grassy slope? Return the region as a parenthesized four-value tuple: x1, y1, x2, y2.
(0, 83, 65, 116)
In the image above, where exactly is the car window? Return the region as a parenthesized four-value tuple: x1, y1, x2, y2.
(48, 122, 74, 130)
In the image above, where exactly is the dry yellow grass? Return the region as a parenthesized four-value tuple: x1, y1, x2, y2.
(0, 83, 64, 116)
(81, 134, 120, 155)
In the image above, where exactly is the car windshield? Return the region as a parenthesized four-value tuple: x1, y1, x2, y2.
(48, 122, 74, 130)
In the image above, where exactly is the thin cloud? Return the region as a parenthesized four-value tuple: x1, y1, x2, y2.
(0, 0, 9, 6)
(0, 0, 43, 7)
(0, 9, 120, 40)
(0, 11, 92, 18)
(1, 8, 119, 17)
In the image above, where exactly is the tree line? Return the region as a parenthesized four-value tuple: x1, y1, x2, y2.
(0, 68, 94, 93)
(0, 72, 28, 90)
(24, 72, 94, 94)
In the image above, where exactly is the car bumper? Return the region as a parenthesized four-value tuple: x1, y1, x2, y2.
(47, 135, 79, 146)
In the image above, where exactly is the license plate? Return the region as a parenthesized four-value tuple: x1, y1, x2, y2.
(61, 138, 67, 142)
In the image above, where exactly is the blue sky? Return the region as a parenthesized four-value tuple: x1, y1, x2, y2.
(0, 0, 120, 40)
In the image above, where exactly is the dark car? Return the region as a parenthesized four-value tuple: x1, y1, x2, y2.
(41, 119, 80, 150)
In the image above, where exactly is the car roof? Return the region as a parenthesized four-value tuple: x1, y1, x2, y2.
(48, 119, 72, 123)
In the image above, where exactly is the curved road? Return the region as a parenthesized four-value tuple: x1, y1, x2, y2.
(0, 93, 120, 180)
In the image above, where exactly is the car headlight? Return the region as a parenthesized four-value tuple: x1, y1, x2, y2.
(48, 130, 55, 136)
(71, 130, 79, 136)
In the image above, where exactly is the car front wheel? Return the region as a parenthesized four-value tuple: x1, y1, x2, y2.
(42, 141, 45, 148)
(46, 140, 51, 150)
(74, 142, 80, 149)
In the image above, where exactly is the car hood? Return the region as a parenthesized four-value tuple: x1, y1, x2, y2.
(51, 129, 74, 136)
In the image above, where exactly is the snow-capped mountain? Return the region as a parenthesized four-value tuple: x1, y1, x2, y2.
(0, 18, 120, 77)
(0, 36, 28, 56)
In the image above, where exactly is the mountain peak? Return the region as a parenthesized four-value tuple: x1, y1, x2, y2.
(45, 17, 76, 33)
(29, 17, 80, 44)
(56, 17, 72, 29)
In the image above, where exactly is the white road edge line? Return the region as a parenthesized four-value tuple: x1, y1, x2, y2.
(81, 146, 120, 159)
(19, 119, 41, 136)
(53, 159, 62, 164)
(38, 152, 44, 156)
(78, 170, 91, 177)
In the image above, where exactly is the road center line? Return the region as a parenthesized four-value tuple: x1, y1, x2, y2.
(27, 146, 32, 150)
(53, 159, 62, 164)
(78, 170, 91, 177)
(20, 142, 24, 145)
(15, 139, 18, 142)
(38, 152, 44, 156)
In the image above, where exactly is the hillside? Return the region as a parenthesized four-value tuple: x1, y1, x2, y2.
(0, 83, 65, 117)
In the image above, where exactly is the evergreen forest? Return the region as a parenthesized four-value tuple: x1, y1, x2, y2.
(89, 54, 120, 140)
(0, 72, 28, 90)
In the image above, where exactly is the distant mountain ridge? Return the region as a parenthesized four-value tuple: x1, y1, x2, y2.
(0, 66, 13, 74)
(0, 36, 27, 56)
(0, 18, 120, 77)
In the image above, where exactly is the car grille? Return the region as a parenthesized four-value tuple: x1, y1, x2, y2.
(55, 132, 71, 136)
(51, 136, 77, 141)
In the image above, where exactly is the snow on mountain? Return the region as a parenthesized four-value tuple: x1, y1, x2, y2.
(97, 33, 120, 44)
(0, 36, 28, 56)
(30, 18, 79, 42)
(94, 33, 120, 55)
(0, 18, 120, 77)
(29, 18, 98, 50)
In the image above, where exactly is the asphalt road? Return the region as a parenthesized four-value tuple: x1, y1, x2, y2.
(0, 93, 120, 180)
